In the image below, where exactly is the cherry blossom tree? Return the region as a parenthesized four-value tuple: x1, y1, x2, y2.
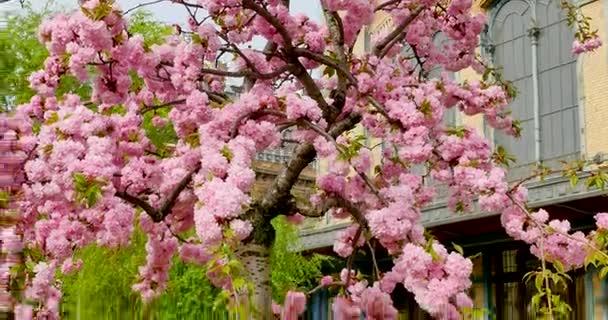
(1, 0, 603, 319)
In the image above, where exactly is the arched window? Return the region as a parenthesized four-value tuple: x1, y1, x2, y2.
(536, 0, 579, 162)
(491, 0, 580, 173)
(492, 0, 535, 166)
(429, 32, 457, 126)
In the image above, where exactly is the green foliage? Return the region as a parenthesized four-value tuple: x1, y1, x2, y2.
(0, 6, 49, 108)
(337, 133, 367, 161)
(523, 266, 572, 319)
(128, 11, 174, 48)
(0, 6, 171, 111)
(270, 216, 333, 302)
(492, 145, 517, 167)
(59, 227, 225, 319)
(142, 106, 178, 157)
(72, 172, 105, 208)
(584, 170, 608, 191)
(60, 229, 148, 319)
(150, 259, 225, 319)
(59, 217, 330, 317)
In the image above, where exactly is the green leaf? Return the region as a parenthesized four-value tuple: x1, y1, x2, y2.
(446, 126, 467, 138)
(531, 292, 544, 310)
(220, 146, 234, 162)
(535, 273, 543, 292)
(493, 145, 517, 167)
(185, 132, 200, 148)
(323, 66, 336, 78)
(451, 242, 464, 255)
(570, 174, 579, 188)
(46, 112, 59, 125)
(419, 100, 433, 118)
(233, 278, 246, 290)
(101, 105, 126, 116)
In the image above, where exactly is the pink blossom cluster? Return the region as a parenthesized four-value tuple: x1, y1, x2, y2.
(374, 0, 485, 71)
(330, 269, 398, 319)
(132, 216, 179, 301)
(280, 291, 307, 320)
(1, 115, 34, 315)
(501, 204, 589, 271)
(2, 0, 604, 318)
(1, 227, 22, 314)
(381, 243, 473, 319)
(572, 36, 602, 54)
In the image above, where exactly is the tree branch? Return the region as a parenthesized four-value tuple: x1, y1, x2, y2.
(158, 162, 201, 220)
(230, 109, 287, 138)
(116, 162, 201, 222)
(375, 0, 401, 12)
(297, 198, 339, 218)
(293, 48, 357, 85)
(322, 8, 349, 99)
(242, 0, 294, 51)
(115, 191, 160, 220)
(140, 99, 186, 114)
(201, 65, 290, 80)
(259, 113, 362, 216)
(243, 0, 290, 91)
(373, 6, 425, 57)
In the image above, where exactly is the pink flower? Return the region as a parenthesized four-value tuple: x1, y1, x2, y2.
(359, 284, 398, 320)
(282, 291, 307, 320)
(332, 297, 361, 320)
(320, 275, 333, 286)
(229, 219, 253, 240)
(14, 304, 33, 320)
(286, 213, 305, 225)
(272, 301, 282, 315)
(152, 116, 168, 127)
(61, 258, 83, 274)
(595, 213, 608, 229)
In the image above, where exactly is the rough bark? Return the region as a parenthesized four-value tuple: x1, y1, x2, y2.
(237, 243, 272, 319)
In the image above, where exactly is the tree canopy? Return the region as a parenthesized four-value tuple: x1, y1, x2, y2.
(1, 0, 605, 319)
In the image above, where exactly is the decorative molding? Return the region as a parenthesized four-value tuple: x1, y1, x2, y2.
(298, 173, 605, 251)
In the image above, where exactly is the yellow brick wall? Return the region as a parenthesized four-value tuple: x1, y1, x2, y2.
(307, 0, 608, 231)
(581, 0, 608, 158)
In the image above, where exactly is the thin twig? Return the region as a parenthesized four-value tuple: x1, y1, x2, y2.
(140, 99, 186, 114)
(367, 240, 381, 280)
(123, 0, 167, 15)
(539, 235, 553, 316)
(307, 281, 345, 295)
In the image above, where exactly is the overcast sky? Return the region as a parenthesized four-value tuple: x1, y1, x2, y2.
(1, 0, 323, 24)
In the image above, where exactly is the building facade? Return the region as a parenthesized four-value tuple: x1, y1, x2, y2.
(299, 0, 608, 319)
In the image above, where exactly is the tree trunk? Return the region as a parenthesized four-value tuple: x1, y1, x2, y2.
(237, 243, 272, 320)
